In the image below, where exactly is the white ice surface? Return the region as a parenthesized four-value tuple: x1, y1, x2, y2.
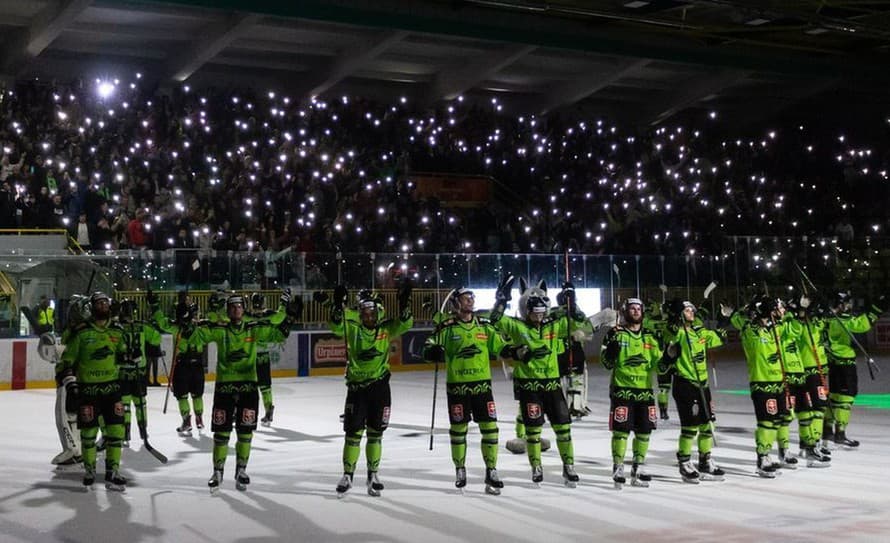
(1, 357, 889, 543)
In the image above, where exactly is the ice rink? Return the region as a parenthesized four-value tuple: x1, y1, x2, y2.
(2, 356, 889, 543)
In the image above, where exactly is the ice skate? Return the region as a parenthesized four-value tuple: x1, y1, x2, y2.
(612, 463, 625, 490)
(631, 463, 651, 487)
(485, 468, 503, 495)
(756, 455, 778, 478)
(834, 430, 860, 449)
(260, 405, 274, 427)
(531, 465, 543, 487)
(778, 449, 799, 469)
(208, 469, 223, 495)
(367, 471, 383, 497)
(82, 465, 96, 490)
(455, 467, 467, 492)
(562, 464, 579, 488)
(123, 426, 131, 448)
(105, 469, 127, 492)
(195, 414, 204, 430)
(235, 465, 250, 491)
(659, 405, 670, 421)
(805, 447, 831, 468)
(177, 415, 192, 435)
(679, 458, 700, 484)
(336, 473, 353, 497)
(698, 453, 725, 481)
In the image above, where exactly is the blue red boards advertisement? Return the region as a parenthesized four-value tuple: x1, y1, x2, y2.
(308, 329, 434, 371)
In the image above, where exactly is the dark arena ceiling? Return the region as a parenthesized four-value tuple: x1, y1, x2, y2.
(1, 0, 889, 126)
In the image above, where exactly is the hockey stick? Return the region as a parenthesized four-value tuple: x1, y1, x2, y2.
(163, 331, 182, 414)
(767, 316, 793, 413)
(702, 281, 719, 387)
(612, 263, 621, 325)
(794, 262, 880, 379)
(429, 358, 439, 451)
(143, 440, 168, 464)
(682, 322, 718, 447)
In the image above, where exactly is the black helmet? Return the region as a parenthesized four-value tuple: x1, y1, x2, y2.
(832, 291, 851, 309)
(90, 291, 111, 307)
(753, 296, 781, 319)
(250, 292, 265, 310)
(176, 301, 193, 322)
(209, 289, 227, 310)
(119, 299, 136, 321)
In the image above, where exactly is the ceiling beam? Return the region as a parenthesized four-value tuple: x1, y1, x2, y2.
(428, 43, 536, 102)
(1, 0, 93, 74)
(126, 0, 890, 82)
(537, 58, 650, 114)
(301, 30, 409, 97)
(168, 13, 261, 82)
(647, 70, 752, 125)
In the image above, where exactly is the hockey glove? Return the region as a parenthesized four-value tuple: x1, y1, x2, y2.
(423, 344, 445, 363)
(510, 345, 532, 362)
(286, 296, 303, 320)
(397, 279, 413, 315)
(62, 374, 79, 414)
(333, 284, 348, 309)
(280, 288, 292, 305)
(495, 275, 515, 303)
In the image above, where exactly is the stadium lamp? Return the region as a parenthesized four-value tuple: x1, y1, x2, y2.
(96, 80, 115, 99)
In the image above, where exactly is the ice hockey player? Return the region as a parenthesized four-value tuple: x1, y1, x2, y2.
(58, 292, 128, 491)
(555, 285, 593, 418)
(424, 286, 509, 495)
(601, 298, 663, 488)
(116, 298, 156, 447)
(793, 296, 832, 467)
(326, 283, 413, 497)
(248, 292, 281, 426)
(823, 292, 884, 449)
(489, 276, 587, 488)
(180, 290, 299, 492)
(149, 291, 208, 435)
(662, 300, 725, 483)
(726, 296, 800, 478)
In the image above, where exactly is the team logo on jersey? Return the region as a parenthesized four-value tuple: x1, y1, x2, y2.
(613, 406, 628, 423)
(475, 333, 489, 341)
(456, 345, 483, 359)
(114, 402, 124, 417)
(817, 386, 827, 401)
(381, 406, 391, 424)
(766, 398, 778, 415)
(450, 404, 464, 421)
(242, 408, 257, 425)
(80, 405, 95, 422)
(487, 401, 497, 418)
(526, 403, 542, 419)
(213, 408, 227, 425)
(648, 405, 657, 423)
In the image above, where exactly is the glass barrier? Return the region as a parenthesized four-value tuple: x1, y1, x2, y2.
(1, 235, 888, 336)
